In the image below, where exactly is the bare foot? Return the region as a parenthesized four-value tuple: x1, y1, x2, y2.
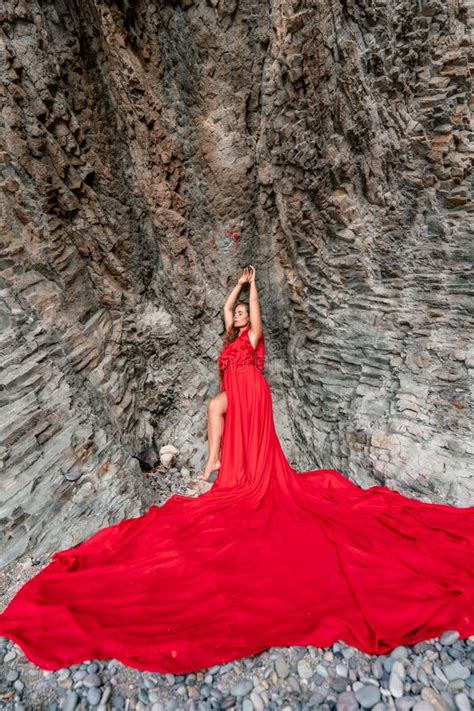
(198, 458, 221, 481)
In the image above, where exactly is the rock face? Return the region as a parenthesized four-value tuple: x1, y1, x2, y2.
(0, 0, 472, 566)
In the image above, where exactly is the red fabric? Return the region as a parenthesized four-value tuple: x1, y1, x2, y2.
(0, 323, 473, 673)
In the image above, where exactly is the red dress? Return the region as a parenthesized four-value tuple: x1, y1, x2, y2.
(0, 323, 473, 673)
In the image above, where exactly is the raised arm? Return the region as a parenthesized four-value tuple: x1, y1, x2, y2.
(248, 265, 263, 345)
(223, 270, 249, 331)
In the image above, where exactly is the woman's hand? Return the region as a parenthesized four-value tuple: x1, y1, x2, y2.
(238, 267, 252, 285)
(248, 264, 256, 283)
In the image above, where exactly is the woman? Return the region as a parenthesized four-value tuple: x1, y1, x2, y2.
(0, 265, 473, 675)
(199, 264, 264, 481)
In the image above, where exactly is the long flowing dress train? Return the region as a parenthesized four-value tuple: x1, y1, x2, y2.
(0, 322, 473, 673)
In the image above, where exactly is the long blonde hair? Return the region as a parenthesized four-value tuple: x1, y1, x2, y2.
(222, 301, 250, 347)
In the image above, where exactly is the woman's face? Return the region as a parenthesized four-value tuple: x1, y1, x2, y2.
(233, 305, 249, 328)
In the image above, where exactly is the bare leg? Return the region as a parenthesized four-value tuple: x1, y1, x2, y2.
(198, 392, 228, 480)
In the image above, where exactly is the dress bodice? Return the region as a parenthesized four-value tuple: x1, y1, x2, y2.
(218, 324, 266, 375)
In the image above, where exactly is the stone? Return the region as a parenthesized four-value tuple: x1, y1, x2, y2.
(439, 630, 460, 646)
(355, 685, 381, 709)
(297, 659, 313, 679)
(230, 679, 253, 696)
(159, 444, 179, 468)
(443, 661, 470, 681)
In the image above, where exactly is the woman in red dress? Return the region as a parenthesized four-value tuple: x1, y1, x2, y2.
(199, 264, 264, 482)
(0, 266, 473, 674)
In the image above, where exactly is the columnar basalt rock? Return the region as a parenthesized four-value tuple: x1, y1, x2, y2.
(0, 0, 472, 566)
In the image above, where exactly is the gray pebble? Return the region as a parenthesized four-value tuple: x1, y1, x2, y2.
(6, 669, 20, 682)
(139, 687, 150, 704)
(309, 692, 327, 706)
(111, 694, 125, 709)
(230, 679, 253, 696)
(288, 676, 302, 693)
(83, 672, 102, 687)
(275, 658, 289, 679)
(391, 646, 409, 660)
(454, 693, 471, 711)
(295, 651, 307, 668)
(313, 673, 325, 685)
(418, 669, 430, 686)
(412, 703, 435, 711)
(297, 659, 313, 679)
(371, 660, 384, 679)
(449, 679, 468, 691)
(355, 685, 381, 709)
(14, 679, 25, 694)
(250, 690, 264, 710)
(220, 663, 234, 673)
(99, 686, 111, 706)
(199, 683, 211, 698)
(439, 630, 460, 646)
(316, 663, 329, 677)
(443, 660, 470, 681)
(242, 700, 253, 711)
(331, 677, 349, 693)
(396, 697, 416, 711)
(388, 659, 405, 699)
(389, 670, 404, 698)
(336, 691, 358, 711)
(433, 665, 449, 684)
(336, 664, 348, 677)
(4, 649, 17, 662)
(57, 669, 71, 682)
(87, 686, 102, 705)
(63, 691, 78, 711)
